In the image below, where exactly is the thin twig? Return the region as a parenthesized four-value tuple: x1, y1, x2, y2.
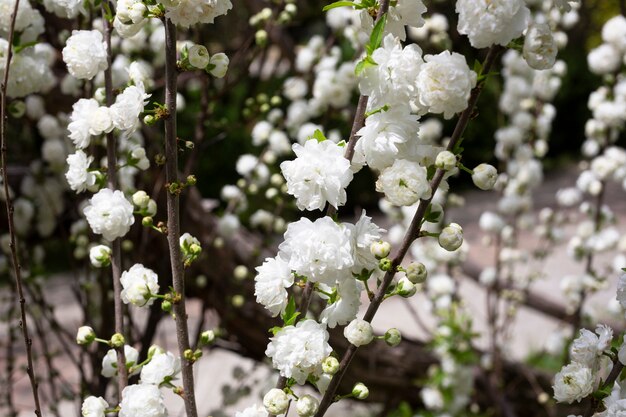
(0, 0, 43, 413)
(164, 17, 199, 417)
(313, 45, 503, 417)
(102, 2, 128, 395)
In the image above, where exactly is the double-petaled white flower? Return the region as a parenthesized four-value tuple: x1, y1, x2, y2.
(119, 384, 167, 417)
(83, 189, 135, 241)
(65, 150, 96, 193)
(254, 256, 294, 317)
(62, 30, 108, 80)
(120, 264, 160, 307)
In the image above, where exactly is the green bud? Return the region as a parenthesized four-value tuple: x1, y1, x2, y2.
(352, 383, 369, 400)
(200, 330, 215, 345)
(384, 328, 402, 347)
(187, 175, 197, 186)
(161, 300, 172, 312)
(322, 356, 339, 375)
(110, 333, 125, 348)
(378, 258, 392, 272)
(142, 216, 154, 227)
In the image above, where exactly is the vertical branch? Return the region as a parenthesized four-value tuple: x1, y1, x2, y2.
(0, 0, 43, 415)
(164, 17, 199, 417)
(4, 295, 17, 417)
(101, 3, 128, 394)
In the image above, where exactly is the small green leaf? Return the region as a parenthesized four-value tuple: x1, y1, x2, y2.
(322, 0, 355, 11)
(364, 104, 389, 117)
(312, 129, 327, 143)
(355, 55, 377, 76)
(269, 326, 282, 335)
(472, 59, 483, 77)
(282, 295, 297, 324)
(366, 13, 387, 55)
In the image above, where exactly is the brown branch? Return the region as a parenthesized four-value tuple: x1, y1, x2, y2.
(314, 44, 504, 417)
(0, 0, 43, 414)
(163, 17, 199, 417)
(102, 3, 128, 395)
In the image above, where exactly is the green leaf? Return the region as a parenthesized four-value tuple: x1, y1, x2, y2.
(621, 267, 626, 272)
(269, 326, 282, 335)
(322, 0, 355, 11)
(355, 55, 377, 76)
(282, 295, 297, 324)
(366, 13, 387, 55)
(364, 104, 389, 117)
(312, 129, 327, 142)
(426, 165, 436, 181)
(472, 59, 483, 77)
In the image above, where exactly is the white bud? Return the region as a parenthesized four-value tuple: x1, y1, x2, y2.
(344, 319, 374, 347)
(438, 223, 463, 252)
(352, 383, 369, 400)
(397, 276, 416, 297)
(233, 265, 248, 280)
(76, 326, 96, 345)
(296, 395, 319, 417)
(435, 150, 457, 171)
(89, 245, 112, 268)
(523, 23, 557, 70)
(146, 199, 157, 217)
(472, 164, 498, 190)
(322, 356, 339, 375)
(405, 262, 427, 284)
(188, 45, 210, 69)
(370, 240, 391, 259)
(200, 330, 215, 345)
(129, 2, 147, 24)
(209, 53, 229, 78)
(263, 388, 289, 415)
(132, 190, 150, 208)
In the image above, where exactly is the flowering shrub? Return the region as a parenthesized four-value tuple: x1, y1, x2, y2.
(1, 1, 626, 417)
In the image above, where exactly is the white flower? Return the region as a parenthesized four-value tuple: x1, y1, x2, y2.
(479, 211, 505, 234)
(552, 362, 594, 404)
(523, 23, 558, 70)
(416, 51, 477, 119)
(439, 223, 463, 252)
(472, 163, 498, 190)
(140, 350, 181, 385)
(83, 189, 135, 241)
(376, 159, 431, 206)
(358, 34, 423, 107)
(280, 139, 353, 211)
(66, 150, 96, 193)
(344, 318, 374, 347)
(355, 108, 426, 171)
(89, 106, 114, 136)
(254, 256, 294, 317)
(81, 396, 108, 417)
(101, 345, 139, 378)
(602, 15, 626, 52)
(349, 211, 384, 273)
(110, 83, 150, 133)
(263, 388, 289, 415)
(278, 217, 353, 284)
(358, 0, 426, 42)
(121, 264, 160, 307)
(119, 384, 167, 417)
(209, 52, 229, 78)
(188, 44, 210, 69)
(89, 245, 112, 268)
(587, 44, 621, 75)
(265, 320, 332, 384)
(165, 0, 232, 28)
(68, 98, 99, 149)
(296, 395, 319, 417)
(62, 30, 108, 80)
(435, 150, 457, 171)
(420, 387, 444, 410)
(76, 326, 95, 345)
(456, 0, 530, 49)
(320, 278, 361, 328)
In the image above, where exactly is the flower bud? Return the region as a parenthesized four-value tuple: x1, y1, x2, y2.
(523, 23, 557, 70)
(110, 333, 125, 348)
(255, 30, 268, 46)
(200, 330, 215, 345)
(397, 277, 416, 297)
(188, 45, 210, 69)
(379, 258, 392, 271)
(233, 265, 248, 280)
(344, 319, 374, 347)
(472, 163, 498, 191)
(129, 2, 146, 23)
(146, 199, 157, 217)
(76, 326, 96, 345)
(322, 356, 340, 375)
(438, 223, 463, 251)
(161, 300, 172, 312)
(9, 100, 25, 118)
(296, 395, 319, 417)
(405, 262, 427, 284)
(147, 344, 164, 360)
(384, 328, 402, 347)
(435, 150, 457, 171)
(352, 383, 369, 400)
(89, 245, 112, 268)
(263, 388, 289, 415)
(142, 216, 154, 227)
(132, 190, 150, 208)
(370, 240, 391, 259)
(209, 53, 229, 78)
(143, 114, 156, 125)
